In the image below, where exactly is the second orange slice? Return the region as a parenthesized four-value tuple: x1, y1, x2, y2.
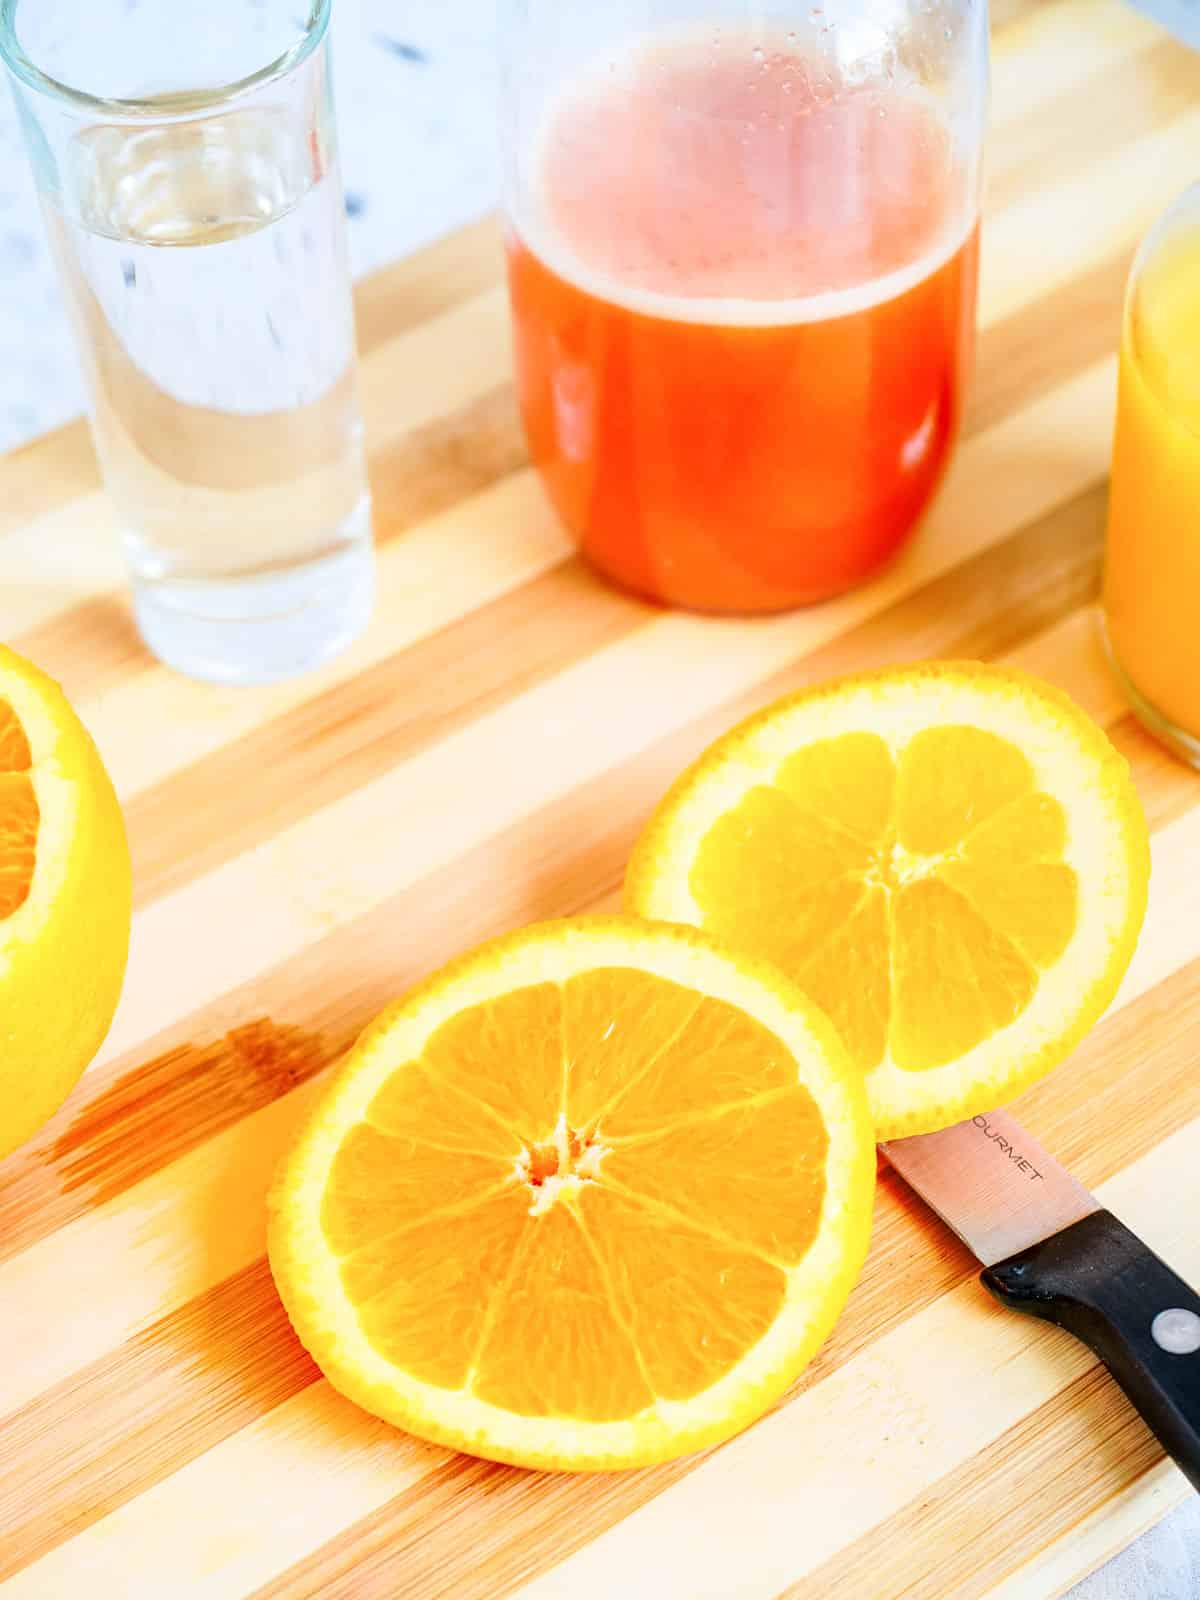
(627, 663, 1150, 1139)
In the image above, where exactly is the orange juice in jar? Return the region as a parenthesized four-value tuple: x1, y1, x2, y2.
(502, 3, 988, 614)
(1104, 186, 1200, 766)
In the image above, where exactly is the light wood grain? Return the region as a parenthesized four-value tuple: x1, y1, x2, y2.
(2, 1, 1200, 1595)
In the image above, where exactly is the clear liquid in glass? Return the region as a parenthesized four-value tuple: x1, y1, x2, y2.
(45, 110, 374, 683)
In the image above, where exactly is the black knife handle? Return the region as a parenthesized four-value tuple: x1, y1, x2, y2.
(982, 1209, 1200, 1492)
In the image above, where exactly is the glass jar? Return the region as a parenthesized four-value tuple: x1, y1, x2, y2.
(501, 0, 988, 613)
(1104, 183, 1200, 768)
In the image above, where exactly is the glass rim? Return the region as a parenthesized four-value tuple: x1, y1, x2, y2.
(0, 0, 331, 118)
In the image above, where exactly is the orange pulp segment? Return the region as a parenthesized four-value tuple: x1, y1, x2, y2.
(0, 698, 37, 920)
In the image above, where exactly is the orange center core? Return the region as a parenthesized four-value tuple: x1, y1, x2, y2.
(524, 1126, 599, 1188)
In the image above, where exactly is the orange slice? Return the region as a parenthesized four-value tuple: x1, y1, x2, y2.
(268, 918, 873, 1469)
(0, 644, 132, 1161)
(626, 663, 1149, 1139)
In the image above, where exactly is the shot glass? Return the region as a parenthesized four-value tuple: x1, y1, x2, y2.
(1, 0, 375, 684)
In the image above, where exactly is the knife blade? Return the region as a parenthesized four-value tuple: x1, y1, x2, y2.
(882, 1109, 1200, 1493)
(880, 1109, 1097, 1267)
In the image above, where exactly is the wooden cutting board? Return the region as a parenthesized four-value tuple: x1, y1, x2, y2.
(3, 0, 1200, 1592)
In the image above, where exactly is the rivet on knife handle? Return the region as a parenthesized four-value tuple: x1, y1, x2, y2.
(982, 1209, 1200, 1492)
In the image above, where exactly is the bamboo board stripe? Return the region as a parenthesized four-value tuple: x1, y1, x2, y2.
(3, 2, 1200, 1595)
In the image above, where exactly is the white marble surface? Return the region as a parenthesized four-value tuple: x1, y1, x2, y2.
(0, 1, 1197, 1593)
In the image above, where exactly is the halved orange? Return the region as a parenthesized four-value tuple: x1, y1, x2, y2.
(627, 663, 1150, 1139)
(268, 918, 874, 1470)
(0, 644, 132, 1161)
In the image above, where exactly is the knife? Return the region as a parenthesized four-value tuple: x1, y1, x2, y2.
(881, 1109, 1200, 1491)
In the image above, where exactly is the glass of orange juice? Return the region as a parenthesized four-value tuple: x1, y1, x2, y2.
(501, 0, 987, 614)
(1104, 187, 1200, 767)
